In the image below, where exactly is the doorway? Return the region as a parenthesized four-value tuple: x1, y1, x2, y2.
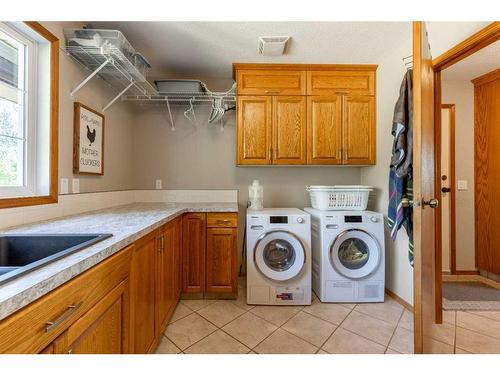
(412, 21, 500, 353)
(439, 104, 456, 275)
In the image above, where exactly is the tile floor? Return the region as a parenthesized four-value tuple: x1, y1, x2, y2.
(157, 278, 412, 354)
(155, 276, 500, 354)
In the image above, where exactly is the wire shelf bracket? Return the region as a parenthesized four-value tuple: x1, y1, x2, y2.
(62, 44, 157, 112)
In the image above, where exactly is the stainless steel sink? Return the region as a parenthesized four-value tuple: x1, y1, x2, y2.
(0, 234, 112, 285)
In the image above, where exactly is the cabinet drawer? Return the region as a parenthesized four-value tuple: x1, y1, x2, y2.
(307, 70, 375, 95)
(237, 70, 306, 95)
(0, 245, 133, 353)
(207, 213, 238, 228)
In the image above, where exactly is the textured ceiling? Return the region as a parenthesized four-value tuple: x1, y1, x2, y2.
(89, 21, 491, 87)
(442, 39, 500, 81)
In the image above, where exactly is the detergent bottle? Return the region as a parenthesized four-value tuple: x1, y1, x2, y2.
(248, 180, 263, 210)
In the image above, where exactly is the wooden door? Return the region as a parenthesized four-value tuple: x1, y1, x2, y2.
(130, 232, 157, 353)
(66, 280, 129, 354)
(237, 96, 272, 165)
(206, 227, 238, 294)
(413, 21, 437, 354)
(474, 69, 500, 273)
(182, 213, 207, 294)
(307, 95, 343, 164)
(272, 96, 307, 164)
(343, 95, 375, 165)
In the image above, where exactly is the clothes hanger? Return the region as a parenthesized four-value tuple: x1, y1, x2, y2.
(184, 97, 197, 125)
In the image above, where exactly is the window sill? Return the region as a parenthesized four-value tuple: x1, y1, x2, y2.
(0, 193, 58, 209)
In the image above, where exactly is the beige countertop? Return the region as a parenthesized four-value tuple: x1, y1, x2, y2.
(0, 202, 238, 320)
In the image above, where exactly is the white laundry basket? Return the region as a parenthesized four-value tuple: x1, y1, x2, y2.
(306, 185, 373, 211)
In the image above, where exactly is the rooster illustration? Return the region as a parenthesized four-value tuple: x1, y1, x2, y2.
(86, 125, 96, 146)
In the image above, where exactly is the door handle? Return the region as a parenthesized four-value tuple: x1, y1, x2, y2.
(423, 198, 439, 209)
(441, 187, 451, 193)
(401, 197, 413, 208)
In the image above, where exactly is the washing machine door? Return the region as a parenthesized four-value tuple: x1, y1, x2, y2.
(329, 229, 381, 279)
(253, 230, 306, 281)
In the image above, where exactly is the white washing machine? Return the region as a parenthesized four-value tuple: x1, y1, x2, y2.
(246, 208, 311, 305)
(304, 208, 385, 303)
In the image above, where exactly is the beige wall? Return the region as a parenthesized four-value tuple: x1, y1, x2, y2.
(441, 79, 475, 271)
(360, 23, 414, 305)
(42, 22, 135, 193)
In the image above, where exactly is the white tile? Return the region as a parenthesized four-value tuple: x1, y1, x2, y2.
(0, 210, 24, 230)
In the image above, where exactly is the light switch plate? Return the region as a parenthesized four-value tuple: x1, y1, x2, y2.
(72, 178, 80, 194)
(60, 178, 68, 194)
(457, 180, 468, 191)
(155, 179, 162, 190)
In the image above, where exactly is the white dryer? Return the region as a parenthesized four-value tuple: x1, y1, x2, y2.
(246, 208, 311, 305)
(304, 208, 385, 303)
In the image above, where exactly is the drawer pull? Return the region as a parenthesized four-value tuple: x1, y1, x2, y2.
(265, 90, 281, 94)
(216, 219, 231, 224)
(45, 302, 83, 333)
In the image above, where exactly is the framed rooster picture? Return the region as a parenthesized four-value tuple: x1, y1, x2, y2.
(73, 102, 105, 175)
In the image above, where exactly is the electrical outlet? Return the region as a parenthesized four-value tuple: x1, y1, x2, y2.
(457, 180, 468, 191)
(60, 178, 68, 194)
(72, 178, 80, 194)
(155, 179, 162, 190)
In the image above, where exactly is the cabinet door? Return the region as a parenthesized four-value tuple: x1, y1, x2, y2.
(272, 96, 307, 164)
(172, 217, 183, 301)
(307, 96, 343, 165)
(131, 233, 157, 353)
(237, 96, 272, 165)
(236, 69, 306, 95)
(182, 213, 207, 294)
(307, 70, 375, 96)
(66, 280, 129, 354)
(157, 224, 175, 333)
(343, 95, 375, 165)
(206, 227, 238, 294)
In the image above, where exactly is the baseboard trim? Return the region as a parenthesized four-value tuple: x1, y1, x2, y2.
(454, 270, 480, 275)
(385, 288, 413, 311)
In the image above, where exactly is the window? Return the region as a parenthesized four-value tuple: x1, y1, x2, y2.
(0, 22, 58, 208)
(0, 23, 36, 197)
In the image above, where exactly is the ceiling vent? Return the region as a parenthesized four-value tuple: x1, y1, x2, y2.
(258, 36, 290, 56)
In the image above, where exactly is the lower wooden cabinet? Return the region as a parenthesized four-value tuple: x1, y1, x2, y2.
(130, 232, 158, 354)
(183, 213, 238, 296)
(157, 216, 182, 334)
(65, 280, 129, 354)
(0, 211, 237, 354)
(206, 227, 238, 293)
(182, 213, 207, 294)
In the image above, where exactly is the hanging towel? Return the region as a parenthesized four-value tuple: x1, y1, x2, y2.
(388, 69, 414, 266)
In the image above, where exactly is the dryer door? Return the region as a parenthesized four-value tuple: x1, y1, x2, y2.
(254, 230, 306, 281)
(329, 229, 381, 279)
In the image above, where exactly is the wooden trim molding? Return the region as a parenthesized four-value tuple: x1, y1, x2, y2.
(0, 22, 59, 209)
(432, 22, 500, 70)
(472, 67, 500, 87)
(385, 288, 413, 311)
(454, 270, 480, 276)
(232, 63, 378, 78)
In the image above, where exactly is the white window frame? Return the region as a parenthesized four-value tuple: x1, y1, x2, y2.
(0, 22, 38, 198)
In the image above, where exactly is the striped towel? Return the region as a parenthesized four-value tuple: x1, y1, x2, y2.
(388, 70, 414, 267)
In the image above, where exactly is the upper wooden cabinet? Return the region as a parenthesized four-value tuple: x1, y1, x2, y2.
(307, 95, 343, 165)
(307, 70, 375, 95)
(234, 64, 377, 166)
(273, 96, 307, 164)
(237, 96, 272, 165)
(236, 69, 306, 95)
(343, 95, 375, 164)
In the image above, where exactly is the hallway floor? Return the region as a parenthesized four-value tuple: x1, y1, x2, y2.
(157, 278, 414, 354)
(433, 274, 500, 354)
